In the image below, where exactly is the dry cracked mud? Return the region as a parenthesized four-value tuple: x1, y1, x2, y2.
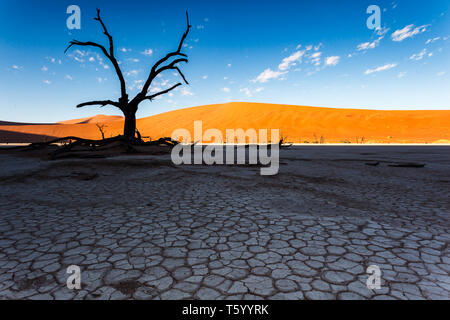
(0, 146, 449, 300)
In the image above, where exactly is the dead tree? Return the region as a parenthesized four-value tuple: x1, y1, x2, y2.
(65, 9, 191, 141)
(95, 122, 107, 139)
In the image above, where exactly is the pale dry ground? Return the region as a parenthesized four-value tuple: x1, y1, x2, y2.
(0, 146, 449, 300)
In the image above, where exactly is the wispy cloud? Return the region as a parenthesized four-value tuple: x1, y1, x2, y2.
(222, 87, 230, 93)
(309, 52, 321, 66)
(279, 50, 305, 70)
(357, 38, 381, 51)
(240, 87, 264, 97)
(409, 49, 428, 61)
(181, 88, 193, 96)
(325, 56, 340, 66)
(126, 70, 139, 76)
(425, 37, 440, 44)
(252, 68, 286, 83)
(391, 24, 428, 42)
(141, 49, 153, 56)
(365, 63, 397, 74)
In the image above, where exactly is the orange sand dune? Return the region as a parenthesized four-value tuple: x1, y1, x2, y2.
(1, 102, 449, 143)
(57, 114, 124, 124)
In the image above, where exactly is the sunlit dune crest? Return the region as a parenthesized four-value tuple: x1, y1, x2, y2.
(57, 114, 124, 125)
(0, 102, 449, 143)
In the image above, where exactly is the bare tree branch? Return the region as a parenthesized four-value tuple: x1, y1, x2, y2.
(153, 58, 189, 81)
(142, 83, 182, 101)
(139, 11, 191, 97)
(76, 100, 120, 109)
(94, 8, 114, 56)
(65, 9, 128, 101)
(65, 40, 109, 57)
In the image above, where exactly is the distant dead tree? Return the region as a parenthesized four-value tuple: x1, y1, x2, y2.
(95, 122, 107, 139)
(65, 9, 191, 141)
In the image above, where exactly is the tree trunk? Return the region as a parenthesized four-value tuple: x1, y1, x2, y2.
(123, 111, 136, 139)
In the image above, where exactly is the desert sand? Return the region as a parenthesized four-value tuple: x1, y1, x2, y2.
(0, 146, 449, 299)
(0, 102, 449, 143)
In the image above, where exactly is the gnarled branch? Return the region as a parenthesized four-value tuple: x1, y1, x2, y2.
(143, 83, 182, 101)
(65, 9, 127, 101)
(76, 100, 120, 109)
(139, 11, 191, 97)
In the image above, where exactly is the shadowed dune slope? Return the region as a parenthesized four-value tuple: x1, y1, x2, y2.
(1, 102, 449, 143)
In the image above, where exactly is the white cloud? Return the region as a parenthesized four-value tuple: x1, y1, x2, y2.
(222, 87, 230, 93)
(43, 80, 51, 84)
(365, 63, 397, 74)
(150, 86, 162, 93)
(357, 38, 381, 51)
(309, 52, 321, 66)
(126, 70, 139, 76)
(409, 49, 427, 61)
(74, 50, 85, 57)
(120, 48, 131, 52)
(325, 56, 340, 66)
(240, 87, 264, 97)
(202, 75, 208, 80)
(252, 68, 287, 83)
(89, 57, 95, 62)
(141, 49, 153, 56)
(391, 24, 428, 42)
(41, 66, 48, 71)
(425, 37, 440, 44)
(314, 43, 323, 51)
(375, 26, 390, 36)
(196, 25, 204, 29)
(279, 50, 305, 70)
(12, 65, 22, 70)
(181, 88, 193, 96)
(436, 71, 446, 76)
(397, 72, 406, 78)
(65, 75, 73, 80)
(227, 63, 231, 68)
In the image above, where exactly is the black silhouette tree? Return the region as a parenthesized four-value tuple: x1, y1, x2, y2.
(65, 9, 191, 140)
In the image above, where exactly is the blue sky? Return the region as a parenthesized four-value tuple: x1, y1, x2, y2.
(0, 0, 449, 122)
